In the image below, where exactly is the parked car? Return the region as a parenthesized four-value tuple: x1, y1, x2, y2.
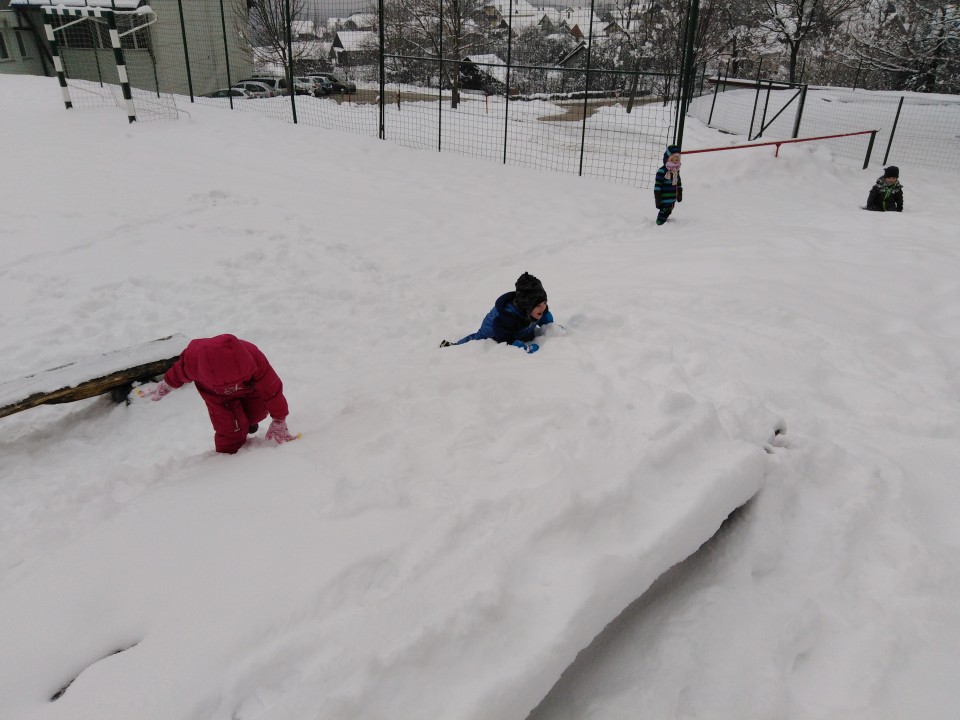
(236, 76, 289, 96)
(204, 87, 256, 99)
(292, 76, 319, 95)
(306, 76, 332, 97)
(230, 80, 274, 99)
(306, 73, 357, 95)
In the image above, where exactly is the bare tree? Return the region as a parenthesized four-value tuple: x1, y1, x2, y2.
(383, 0, 487, 108)
(235, 0, 313, 77)
(753, 0, 861, 82)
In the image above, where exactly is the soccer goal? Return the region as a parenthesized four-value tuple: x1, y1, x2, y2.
(17, 0, 176, 122)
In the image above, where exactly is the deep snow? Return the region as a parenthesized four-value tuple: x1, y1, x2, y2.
(2, 74, 960, 720)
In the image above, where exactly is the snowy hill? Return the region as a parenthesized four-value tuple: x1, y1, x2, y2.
(2, 74, 960, 720)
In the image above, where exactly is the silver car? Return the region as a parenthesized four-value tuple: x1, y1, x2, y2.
(230, 81, 275, 98)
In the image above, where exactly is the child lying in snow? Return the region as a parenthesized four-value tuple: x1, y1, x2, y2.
(441, 272, 554, 354)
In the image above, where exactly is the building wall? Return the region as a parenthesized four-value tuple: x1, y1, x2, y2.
(0, 8, 48, 76)
(150, 0, 252, 97)
(0, 1, 253, 96)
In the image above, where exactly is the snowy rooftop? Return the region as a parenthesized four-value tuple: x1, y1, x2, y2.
(463, 54, 508, 84)
(333, 30, 375, 51)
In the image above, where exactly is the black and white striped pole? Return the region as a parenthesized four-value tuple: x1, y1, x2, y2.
(104, 7, 137, 123)
(41, 4, 142, 123)
(42, 7, 73, 110)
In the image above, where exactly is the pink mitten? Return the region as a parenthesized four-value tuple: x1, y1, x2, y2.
(140, 380, 172, 402)
(265, 418, 298, 444)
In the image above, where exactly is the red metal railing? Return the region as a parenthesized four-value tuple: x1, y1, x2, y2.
(685, 129, 879, 169)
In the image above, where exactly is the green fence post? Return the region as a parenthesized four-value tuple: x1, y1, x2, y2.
(175, 0, 194, 102)
(863, 130, 877, 169)
(747, 60, 762, 140)
(791, 83, 807, 138)
(578, 0, 596, 176)
(217, 0, 233, 109)
(673, 0, 700, 147)
(882, 96, 904, 165)
(437, 0, 443, 152)
(707, 58, 725, 126)
(503, 0, 514, 165)
(756, 80, 772, 139)
(285, 0, 297, 124)
(378, 0, 385, 140)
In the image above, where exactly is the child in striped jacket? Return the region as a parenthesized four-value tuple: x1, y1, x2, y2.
(654, 145, 683, 225)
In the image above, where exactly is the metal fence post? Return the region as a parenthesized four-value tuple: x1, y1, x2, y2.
(578, 0, 596, 176)
(217, 0, 233, 110)
(175, 0, 194, 101)
(707, 58, 725, 126)
(438, 0, 443, 152)
(93, 26, 104, 87)
(673, 0, 699, 146)
(503, 0, 514, 165)
(863, 130, 877, 169)
(791, 83, 807, 138)
(882, 96, 904, 165)
(747, 60, 762, 140)
(285, 0, 297, 124)
(755, 80, 773, 139)
(378, 0, 385, 140)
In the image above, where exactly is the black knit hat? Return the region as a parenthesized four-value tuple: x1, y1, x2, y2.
(883, 166, 899, 178)
(514, 272, 547, 315)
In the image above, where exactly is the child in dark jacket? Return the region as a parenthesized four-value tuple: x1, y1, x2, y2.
(442, 273, 554, 354)
(654, 144, 683, 225)
(865, 166, 904, 212)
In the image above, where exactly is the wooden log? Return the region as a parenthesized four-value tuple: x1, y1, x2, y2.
(0, 334, 189, 421)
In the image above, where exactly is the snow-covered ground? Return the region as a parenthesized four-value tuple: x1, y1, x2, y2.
(2, 73, 960, 720)
(689, 85, 960, 171)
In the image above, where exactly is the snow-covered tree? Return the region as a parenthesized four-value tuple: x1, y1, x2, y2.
(752, 0, 862, 82)
(845, 0, 960, 92)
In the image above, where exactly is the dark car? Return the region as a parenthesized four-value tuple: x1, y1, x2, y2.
(307, 73, 357, 95)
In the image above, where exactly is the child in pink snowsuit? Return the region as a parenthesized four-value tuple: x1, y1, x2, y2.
(142, 334, 297, 454)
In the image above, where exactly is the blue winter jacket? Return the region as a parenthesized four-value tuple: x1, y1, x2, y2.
(456, 291, 553, 346)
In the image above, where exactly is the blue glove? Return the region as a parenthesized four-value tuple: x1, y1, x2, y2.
(512, 340, 539, 354)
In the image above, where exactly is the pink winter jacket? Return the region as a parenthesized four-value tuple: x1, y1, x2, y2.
(164, 335, 289, 420)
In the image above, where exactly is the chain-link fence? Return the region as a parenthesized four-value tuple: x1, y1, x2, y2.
(19, 1, 959, 178)
(16, 0, 682, 189)
(687, 59, 960, 172)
